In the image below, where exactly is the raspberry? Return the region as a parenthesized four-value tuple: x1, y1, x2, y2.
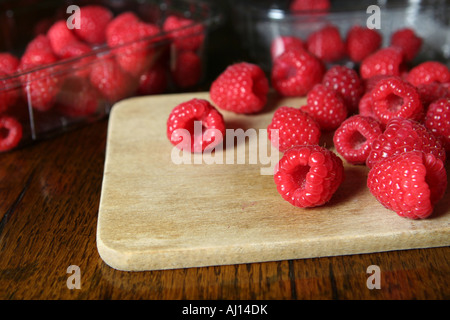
(172, 51, 202, 89)
(274, 145, 344, 208)
(366, 117, 446, 169)
(358, 92, 376, 119)
(270, 36, 304, 61)
(47, 20, 84, 58)
(0, 115, 22, 152)
(106, 13, 160, 77)
(19, 35, 58, 70)
(89, 56, 136, 103)
(162, 15, 205, 51)
(333, 115, 382, 165)
(271, 48, 325, 97)
(306, 25, 346, 62)
(345, 25, 382, 63)
(267, 106, 321, 152)
(390, 28, 422, 62)
(367, 151, 447, 219)
(371, 76, 423, 126)
(425, 98, 450, 152)
(0, 53, 19, 74)
(360, 47, 405, 79)
(417, 82, 450, 108)
(73, 5, 113, 45)
(167, 98, 225, 153)
(406, 61, 450, 87)
(322, 65, 364, 113)
(210, 62, 269, 114)
(301, 84, 348, 131)
(0, 71, 20, 113)
(363, 74, 391, 93)
(137, 64, 167, 95)
(56, 77, 99, 117)
(289, 0, 330, 11)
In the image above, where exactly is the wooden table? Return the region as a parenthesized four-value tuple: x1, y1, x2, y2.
(1, 114, 449, 301)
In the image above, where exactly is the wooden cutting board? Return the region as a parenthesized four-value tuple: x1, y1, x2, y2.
(96, 91, 450, 271)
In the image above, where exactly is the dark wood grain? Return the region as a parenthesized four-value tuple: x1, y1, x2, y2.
(0, 118, 449, 300)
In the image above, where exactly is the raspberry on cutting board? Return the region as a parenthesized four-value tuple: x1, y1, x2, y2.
(322, 65, 364, 114)
(345, 25, 382, 63)
(301, 84, 348, 131)
(333, 115, 383, 165)
(267, 106, 321, 152)
(167, 98, 225, 153)
(370, 76, 423, 126)
(367, 150, 447, 219)
(406, 61, 450, 87)
(271, 48, 325, 97)
(360, 47, 405, 79)
(425, 98, 450, 152)
(210, 62, 269, 114)
(274, 145, 344, 208)
(366, 117, 446, 169)
(306, 25, 346, 62)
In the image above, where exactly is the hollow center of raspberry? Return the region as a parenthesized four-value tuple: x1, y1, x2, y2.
(0, 126, 9, 139)
(291, 165, 310, 190)
(349, 131, 367, 150)
(385, 93, 404, 113)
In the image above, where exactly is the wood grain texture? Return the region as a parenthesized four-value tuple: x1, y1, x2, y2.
(97, 91, 450, 272)
(0, 109, 449, 299)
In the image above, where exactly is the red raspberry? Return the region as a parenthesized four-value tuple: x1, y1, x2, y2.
(0, 115, 22, 152)
(270, 36, 304, 61)
(271, 48, 325, 97)
(358, 92, 376, 119)
(289, 0, 330, 11)
(137, 64, 167, 95)
(371, 77, 423, 126)
(210, 62, 269, 114)
(0, 71, 20, 113)
(417, 82, 450, 108)
(390, 28, 422, 62)
(56, 77, 100, 117)
(106, 13, 161, 77)
(425, 98, 450, 152)
(167, 98, 225, 153)
(89, 56, 137, 103)
(19, 35, 58, 70)
(0, 53, 20, 74)
(360, 47, 405, 79)
(301, 84, 348, 131)
(58, 41, 92, 60)
(363, 74, 391, 93)
(406, 61, 450, 87)
(333, 115, 382, 165)
(73, 5, 113, 45)
(274, 145, 344, 208)
(162, 15, 205, 51)
(47, 20, 86, 58)
(367, 151, 447, 219)
(172, 51, 202, 89)
(306, 25, 346, 62)
(322, 65, 364, 113)
(267, 106, 321, 152)
(345, 25, 382, 63)
(366, 117, 446, 169)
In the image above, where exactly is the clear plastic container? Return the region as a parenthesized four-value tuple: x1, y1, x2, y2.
(229, 0, 450, 73)
(0, 0, 220, 152)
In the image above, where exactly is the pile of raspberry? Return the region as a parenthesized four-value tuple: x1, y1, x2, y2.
(167, 24, 449, 220)
(0, 5, 205, 152)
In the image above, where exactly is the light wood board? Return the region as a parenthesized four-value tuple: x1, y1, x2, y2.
(96, 91, 450, 271)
